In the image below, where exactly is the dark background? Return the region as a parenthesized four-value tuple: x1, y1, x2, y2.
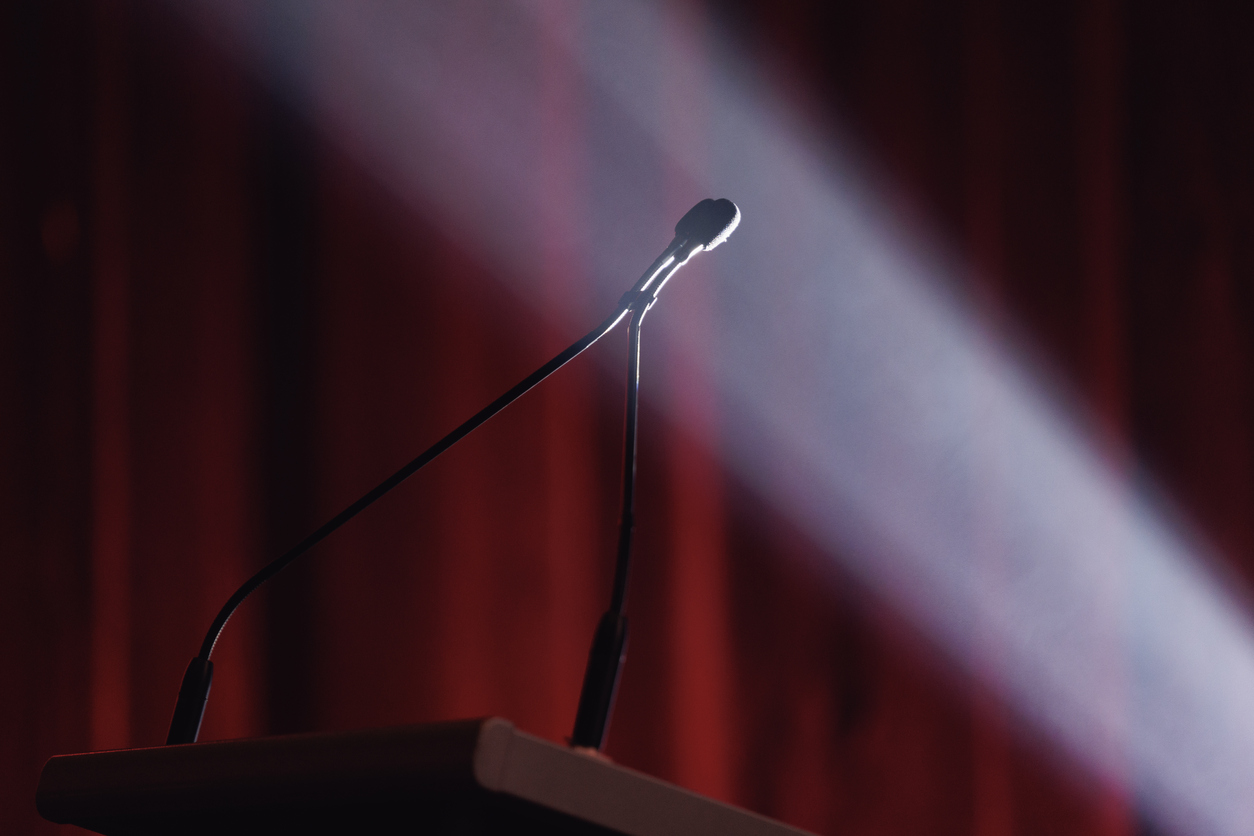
(5, 0, 1254, 834)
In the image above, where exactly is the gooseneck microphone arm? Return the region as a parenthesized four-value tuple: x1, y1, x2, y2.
(166, 198, 740, 747)
(569, 303, 647, 751)
(165, 305, 631, 744)
(165, 251, 675, 746)
(570, 198, 740, 751)
(199, 303, 634, 665)
(612, 307, 646, 617)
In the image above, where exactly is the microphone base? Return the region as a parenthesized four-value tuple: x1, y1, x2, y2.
(166, 656, 214, 745)
(570, 612, 628, 751)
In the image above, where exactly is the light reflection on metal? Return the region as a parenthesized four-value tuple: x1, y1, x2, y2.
(171, 1, 1254, 833)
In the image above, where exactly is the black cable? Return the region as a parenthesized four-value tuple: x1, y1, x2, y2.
(197, 305, 630, 662)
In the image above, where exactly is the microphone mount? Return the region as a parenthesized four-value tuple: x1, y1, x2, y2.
(164, 198, 740, 747)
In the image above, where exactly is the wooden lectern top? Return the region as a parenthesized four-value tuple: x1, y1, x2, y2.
(37, 717, 816, 836)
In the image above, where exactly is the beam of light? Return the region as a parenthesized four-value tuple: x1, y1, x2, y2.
(171, 1, 1254, 833)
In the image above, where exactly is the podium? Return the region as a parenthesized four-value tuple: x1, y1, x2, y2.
(37, 717, 814, 835)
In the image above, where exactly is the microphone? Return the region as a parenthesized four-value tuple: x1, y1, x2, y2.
(570, 198, 741, 751)
(164, 198, 740, 746)
(676, 197, 741, 251)
(621, 198, 741, 307)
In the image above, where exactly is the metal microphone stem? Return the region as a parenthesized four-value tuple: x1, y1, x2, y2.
(570, 300, 650, 751)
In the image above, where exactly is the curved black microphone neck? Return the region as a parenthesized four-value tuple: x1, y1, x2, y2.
(570, 198, 740, 751)
(165, 198, 740, 747)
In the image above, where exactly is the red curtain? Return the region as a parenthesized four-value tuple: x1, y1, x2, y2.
(4, 1, 1254, 835)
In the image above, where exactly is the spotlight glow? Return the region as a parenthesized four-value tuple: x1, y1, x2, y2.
(173, 1, 1254, 833)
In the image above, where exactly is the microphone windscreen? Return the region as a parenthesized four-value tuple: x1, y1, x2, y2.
(674, 198, 741, 250)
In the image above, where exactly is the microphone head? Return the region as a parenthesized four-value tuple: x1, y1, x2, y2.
(674, 198, 741, 251)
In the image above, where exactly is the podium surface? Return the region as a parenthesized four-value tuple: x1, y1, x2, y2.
(37, 717, 814, 836)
